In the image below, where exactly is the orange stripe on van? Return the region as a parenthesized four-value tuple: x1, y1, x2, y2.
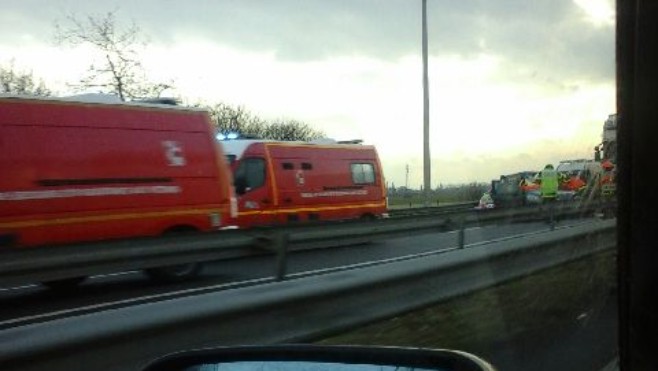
(263, 144, 279, 206)
(237, 202, 386, 216)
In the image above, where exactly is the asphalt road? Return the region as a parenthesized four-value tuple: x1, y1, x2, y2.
(0, 218, 592, 323)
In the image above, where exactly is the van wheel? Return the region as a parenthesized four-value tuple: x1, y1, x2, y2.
(143, 226, 203, 282)
(144, 263, 202, 282)
(41, 276, 86, 290)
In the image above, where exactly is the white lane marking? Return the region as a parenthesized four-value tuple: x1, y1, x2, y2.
(447, 226, 482, 233)
(0, 271, 140, 293)
(89, 271, 141, 279)
(0, 284, 39, 292)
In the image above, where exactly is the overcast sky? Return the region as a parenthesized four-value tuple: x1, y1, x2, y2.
(0, 0, 615, 187)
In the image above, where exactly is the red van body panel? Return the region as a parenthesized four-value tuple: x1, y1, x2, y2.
(0, 96, 234, 248)
(222, 140, 387, 228)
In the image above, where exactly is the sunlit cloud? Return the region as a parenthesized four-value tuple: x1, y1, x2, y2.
(573, 0, 615, 26)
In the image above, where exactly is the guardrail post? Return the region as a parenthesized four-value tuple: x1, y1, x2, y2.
(274, 232, 290, 281)
(457, 217, 465, 249)
(549, 203, 556, 231)
(254, 231, 289, 281)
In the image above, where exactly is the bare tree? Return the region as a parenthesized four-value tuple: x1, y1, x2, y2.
(206, 103, 267, 138)
(55, 10, 172, 101)
(264, 119, 325, 141)
(203, 102, 325, 141)
(0, 62, 51, 96)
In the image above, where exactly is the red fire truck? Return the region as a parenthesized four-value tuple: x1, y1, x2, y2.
(0, 95, 235, 280)
(220, 139, 388, 228)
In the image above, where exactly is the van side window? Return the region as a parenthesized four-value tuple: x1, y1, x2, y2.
(351, 163, 375, 184)
(282, 162, 294, 170)
(234, 158, 266, 193)
(301, 162, 313, 170)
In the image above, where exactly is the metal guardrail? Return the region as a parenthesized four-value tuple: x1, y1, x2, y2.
(0, 219, 616, 371)
(0, 200, 615, 286)
(387, 201, 477, 217)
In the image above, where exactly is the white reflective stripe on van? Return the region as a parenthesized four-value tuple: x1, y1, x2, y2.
(0, 186, 182, 201)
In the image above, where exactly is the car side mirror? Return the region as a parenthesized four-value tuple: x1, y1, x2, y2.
(142, 345, 496, 371)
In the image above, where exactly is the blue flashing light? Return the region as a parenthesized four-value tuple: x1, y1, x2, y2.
(216, 132, 240, 141)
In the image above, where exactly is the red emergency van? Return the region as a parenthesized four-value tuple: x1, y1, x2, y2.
(0, 95, 235, 261)
(221, 139, 388, 228)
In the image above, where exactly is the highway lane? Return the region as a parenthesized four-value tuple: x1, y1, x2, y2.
(0, 217, 596, 323)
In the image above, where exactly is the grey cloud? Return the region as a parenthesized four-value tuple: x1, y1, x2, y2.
(137, 0, 614, 83)
(420, 0, 614, 83)
(0, 0, 613, 84)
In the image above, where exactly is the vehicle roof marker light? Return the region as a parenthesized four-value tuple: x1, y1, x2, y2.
(217, 132, 240, 141)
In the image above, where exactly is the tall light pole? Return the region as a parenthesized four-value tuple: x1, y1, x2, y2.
(422, 0, 432, 205)
(405, 164, 410, 189)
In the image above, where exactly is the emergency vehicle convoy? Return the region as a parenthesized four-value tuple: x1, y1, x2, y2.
(0, 95, 236, 280)
(220, 139, 388, 228)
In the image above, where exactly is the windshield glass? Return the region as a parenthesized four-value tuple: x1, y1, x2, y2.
(0, 1, 617, 371)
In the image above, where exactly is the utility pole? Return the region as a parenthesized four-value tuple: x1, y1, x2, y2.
(405, 164, 410, 189)
(422, 0, 432, 206)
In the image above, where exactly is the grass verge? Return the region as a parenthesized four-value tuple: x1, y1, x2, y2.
(316, 250, 616, 354)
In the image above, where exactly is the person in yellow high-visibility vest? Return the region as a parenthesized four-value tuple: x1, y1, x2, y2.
(537, 164, 559, 229)
(538, 164, 559, 201)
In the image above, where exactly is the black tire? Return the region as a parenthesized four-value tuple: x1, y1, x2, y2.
(41, 276, 86, 290)
(144, 263, 202, 282)
(143, 226, 203, 282)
